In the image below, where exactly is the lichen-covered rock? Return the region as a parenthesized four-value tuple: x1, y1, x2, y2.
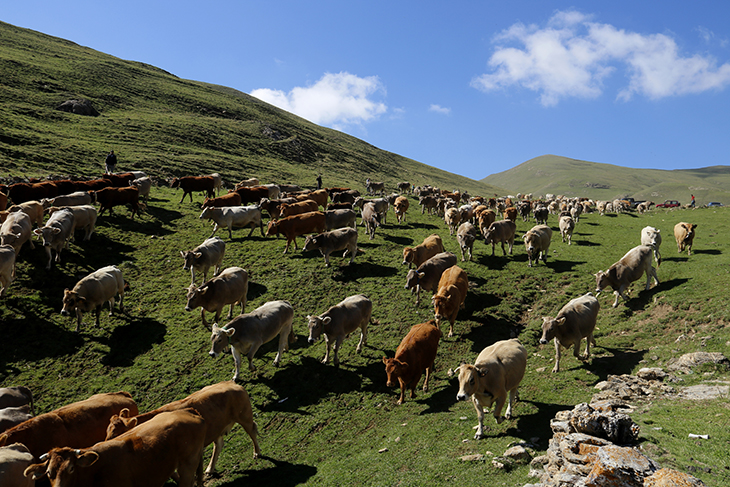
(504, 444, 532, 463)
(584, 445, 659, 486)
(643, 468, 707, 486)
(568, 403, 641, 444)
(636, 368, 667, 381)
(668, 352, 729, 373)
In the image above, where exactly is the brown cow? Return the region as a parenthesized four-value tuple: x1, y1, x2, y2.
(393, 195, 409, 224)
(484, 220, 517, 256)
(402, 234, 444, 269)
(105, 381, 260, 475)
(539, 293, 600, 373)
(7, 182, 58, 205)
(432, 265, 468, 337)
(279, 199, 319, 218)
(7, 201, 44, 228)
(383, 320, 442, 404)
(103, 172, 137, 187)
(477, 209, 496, 236)
(0, 391, 138, 459)
(595, 245, 659, 307)
(404, 252, 458, 306)
(674, 222, 697, 256)
(259, 197, 296, 219)
(232, 186, 270, 205)
(523, 224, 552, 267)
(25, 409, 205, 487)
(266, 211, 326, 253)
(171, 176, 215, 203)
(0, 191, 7, 211)
(95, 186, 141, 218)
(503, 206, 518, 222)
(185, 267, 249, 327)
(202, 192, 242, 209)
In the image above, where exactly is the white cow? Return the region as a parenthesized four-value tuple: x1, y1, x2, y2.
(61, 265, 126, 332)
(199, 206, 264, 239)
(33, 208, 75, 270)
(640, 226, 662, 266)
(306, 294, 372, 366)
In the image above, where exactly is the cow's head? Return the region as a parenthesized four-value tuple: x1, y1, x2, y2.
(302, 235, 320, 253)
(484, 226, 496, 244)
(170, 178, 180, 188)
(24, 448, 99, 484)
(523, 232, 537, 256)
(404, 270, 424, 292)
(209, 323, 234, 357)
(33, 226, 61, 246)
(265, 220, 279, 237)
(199, 207, 213, 220)
(180, 250, 202, 271)
(0, 232, 21, 247)
(61, 289, 87, 315)
(105, 408, 137, 440)
(594, 270, 609, 295)
(382, 357, 407, 388)
(455, 363, 486, 401)
(401, 247, 415, 266)
(307, 315, 330, 344)
(539, 316, 566, 345)
(432, 293, 451, 324)
(185, 284, 206, 312)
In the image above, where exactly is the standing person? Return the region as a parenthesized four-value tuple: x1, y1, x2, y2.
(316, 173, 322, 190)
(105, 150, 117, 174)
(690, 194, 695, 208)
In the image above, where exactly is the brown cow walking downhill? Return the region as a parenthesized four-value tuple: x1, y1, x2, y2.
(432, 265, 468, 337)
(402, 234, 444, 268)
(594, 244, 659, 308)
(674, 222, 697, 256)
(539, 293, 600, 373)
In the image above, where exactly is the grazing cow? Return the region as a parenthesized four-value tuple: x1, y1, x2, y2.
(0, 443, 34, 487)
(432, 265, 468, 337)
(539, 293, 600, 373)
(397, 181, 411, 193)
(61, 265, 126, 332)
(405, 252, 458, 306)
(523, 224, 552, 267)
(47, 205, 97, 242)
(180, 236, 225, 284)
(484, 220, 517, 256)
(25, 409, 205, 487)
(185, 267, 248, 327)
(235, 177, 260, 189)
(365, 178, 385, 196)
(674, 222, 697, 256)
(7, 201, 43, 228)
(0, 387, 34, 416)
(279, 199, 319, 218)
(202, 191, 242, 209)
(41, 191, 94, 209)
(265, 211, 326, 253)
(33, 208, 75, 270)
(444, 207, 460, 236)
(324, 208, 357, 231)
(129, 176, 152, 202)
(307, 294, 372, 366)
(0, 405, 32, 433)
(402, 234, 444, 269)
(361, 202, 380, 239)
(419, 195, 438, 215)
(170, 175, 215, 203)
(104, 381, 260, 475)
(209, 300, 295, 380)
(303, 227, 358, 267)
(95, 186, 141, 218)
(640, 226, 662, 265)
(383, 320, 441, 404)
(0, 391, 138, 459)
(0, 245, 16, 297)
(455, 339, 527, 439)
(595, 245, 659, 308)
(199, 205, 264, 239)
(0, 212, 34, 256)
(534, 205, 549, 224)
(457, 222, 477, 262)
(393, 196, 409, 224)
(503, 206, 518, 222)
(559, 215, 575, 245)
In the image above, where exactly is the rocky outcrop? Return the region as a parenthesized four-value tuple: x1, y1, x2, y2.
(57, 99, 100, 116)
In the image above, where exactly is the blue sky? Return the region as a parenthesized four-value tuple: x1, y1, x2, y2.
(5, 1, 730, 180)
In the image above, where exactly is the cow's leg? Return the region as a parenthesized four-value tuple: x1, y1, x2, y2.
(179, 192, 186, 204)
(94, 304, 102, 327)
(500, 241, 506, 255)
(508, 239, 514, 254)
(357, 322, 367, 352)
(322, 335, 331, 364)
(209, 223, 220, 239)
(552, 339, 561, 373)
(397, 378, 406, 405)
(246, 340, 263, 372)
(332, 335, 345, 367)
(201, 309, 209, 327)
(493, 394, 507, 424)
(582, 334, 592, 360)
(241, 417, 261, 458)
(473, 396, 486, 439)
(108, 296, 115, 316)
(75, 309, 83, 332)
(206, 436, 224, 475)
(231, 347, 243, 380)
(612, 290, 621, 308)
(44, 246, 52, 270)
(447, 319, 454, 338)
(423, 363, 433, 392)
(505, 388, 517, 420)
(274, 325, 290, 367)
(324, 251, 331, 267)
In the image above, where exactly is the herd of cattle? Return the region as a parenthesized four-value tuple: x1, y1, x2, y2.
(0, 173, 701, 486)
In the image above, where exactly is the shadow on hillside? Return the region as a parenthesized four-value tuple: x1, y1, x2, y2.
(549, 258, 587, 273)
(460, 317, 517, 354)
(217, 457, 317, 486)
(476, 251, 514, 270)
(623, 278, 689, 312)
(514, 400, 572, 449)
(247, 282, 268, 301)
(588, 346, 645, 381)
(575, 240, 601, 247)
(130, 207, 181, 236)
(662, 256, 689, 263)
(333, 262, 398, 282)
(99, 318, 167, 367)
(692, 249, 721, 255)
(382, 234, 413, 246)
(419, 379, 457, 414)
(409, 222, 439, 230)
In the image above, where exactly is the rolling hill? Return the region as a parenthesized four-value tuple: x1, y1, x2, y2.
(482, 155, 730, 206)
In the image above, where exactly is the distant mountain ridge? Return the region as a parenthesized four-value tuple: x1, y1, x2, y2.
(481, 155, 730, 205)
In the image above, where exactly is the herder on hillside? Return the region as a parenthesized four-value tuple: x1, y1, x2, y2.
(105, 150, 117, 174)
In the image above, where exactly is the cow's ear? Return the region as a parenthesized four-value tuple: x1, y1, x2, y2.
(193, 252, 202, 259)
(224, 328, 236, 337)
(477, 368, 487, 377)
(33, 229, 42, 236)
(76, 451, 100, 468)
(180, 251, 186, 258)
(542, 316, 550, 323)
(556, 317, 567, 326)
(51, 227, 62, 235)
(119, 408, 132, 419)
(693, 224, 698, 229)
(127, 417, 138, 428)
(417, 271, 425, 279)
(198, 287, 208, 296)
(322, 316, 332, 325)
(382, 357, 389, 364)
(24, 461, 49, 480)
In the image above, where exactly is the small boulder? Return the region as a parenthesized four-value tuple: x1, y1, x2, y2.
(57, 99, 100, 116)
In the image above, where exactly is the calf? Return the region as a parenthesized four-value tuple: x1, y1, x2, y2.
(104, 381, 260, 475)
(130, 176, 152, 202)
(199, 205, 264, 239)
(559, 215, 575, 245)
(202, 192, 242, 209)
(180, 236, 225, 284)
(361, 202, 380, 239)
(383, 320, 441, 404)
(484, 220, 517, 256)
(404, 252, 458, 306)
(595, 244, 659, 308)
(185, 267, 248, 327)
(432, 265, 468, 337)
(0, 212, 34, 256)
(0, 387, 34, 415)
(0, 244, 16, 297)
(61, 265, 127, 332)
(674, 222, 697, 256)
(539, 293, 600, 373)
(25, 409, 205, 487)
(324, 208, 357, 231)
(0, 405, 32, 433)
(303, 227, 358, 267)
(265, 211, 326, 253)
(0, 391, 138, 459)
(455, 339, 527, 439)
(444, 207, 460, 236)
(641, 226, 662, 265)
(208, 172, 223, 196)
(457, 222, 477, 261)
(95, 186, 141, 218)
(33, 208, 75, 270)
(47, 204, 97, 242)
(209, 300, 295, 380)
(393, 195, 409, 224)
(0, 443, 34, 487)
(170, 175, 215, 203)
(307, 294, 372, 366)
(280, 199, 319, 218)
(523, 224, 552, 267)
(41, 191, 93, 209)
(402, 234, 444, 269)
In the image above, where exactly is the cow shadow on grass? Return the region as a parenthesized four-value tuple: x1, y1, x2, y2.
(588, 346, 645, 381)
(693, 249, 721, 255)
(476, 252, 513, 270)
(98, 318, 167, 367)
(622, 278, 689, 313)
(662, 256, 689, 263)
(409, 222, 439, 230)
(513, 400, 573, 449)
(216, 457, 317, 487)
(382, 234, 413, 246)
(247, 282, 268, 301)
(332, 262, 398, 282)
(549, 258, 587, 273)
(575, 240, 601, 247)
(418, 379, 458, 414)
(460, 317, 518, 354)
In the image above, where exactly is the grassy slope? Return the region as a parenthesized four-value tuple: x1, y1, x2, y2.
(482, 155, 730, 206)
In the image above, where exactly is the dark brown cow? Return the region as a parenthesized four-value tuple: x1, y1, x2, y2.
(265, 211, 326, 253)
(95, 186, 141, 218)
(432, 265, 468, 337)
(170, 176, 215, 203)
(202, 192, 242, 208)
(231, 186, 270, 205)
(8, 182, 58, 205)
(102, 173, 137, 187)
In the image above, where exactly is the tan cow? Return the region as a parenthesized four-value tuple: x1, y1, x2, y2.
(209, 300, 295, 380)
(405, 252, 458, 306)
(47, 205, 97, 241)
(61, 265, 127, 332)
(25, 409, 205, 487)
(0, 387, 34, 415)
(523, 224, 552, 267)
(105, 381, 260, 475)
(0, 211, 34, 256)
(199, 205, 264, 239)
(235, 177, 260, 189)
(0, 244, 15, 298)
(41, 191, 94, 209)
(559, 215, 575, 245)
(361, 202, 380, 239)
(457, 222, 477, 261)
(402, 234, 444, 269)
(185, 267, 249, 327)
(641, 226, 662, 265)
(0, 405, 32, 433)
(455, 339, 527, 439)
(432, 265, 468, 337)
(444, 207, 460, 236)
(303, 227, 358, 267)
(306, 294, 372, 366)
(393, 195, 409, 224)
(279, 199, 319, 218)
(539, 293, 600, 373)
(266, 211, 326, 253)
(595, 245, 659, 308)
(674, 222, 697, 256)
(180, 236, 225, 284)
(383, 320, 441, 404)
(33, 208, 75, 270)
(0, 443, 34, 487)
(484, 220, 517, 256)
(7, 201, 44, 228)
(324, 208, 357, 230)
(130, 176, 152, 202)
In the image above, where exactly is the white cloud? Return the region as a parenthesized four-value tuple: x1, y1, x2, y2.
(429, 104, 451, 115)
(472, 10, 730, 106)
(250, 72, 387, 127)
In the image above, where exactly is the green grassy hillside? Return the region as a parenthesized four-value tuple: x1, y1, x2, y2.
(482, 155, 730, 206)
